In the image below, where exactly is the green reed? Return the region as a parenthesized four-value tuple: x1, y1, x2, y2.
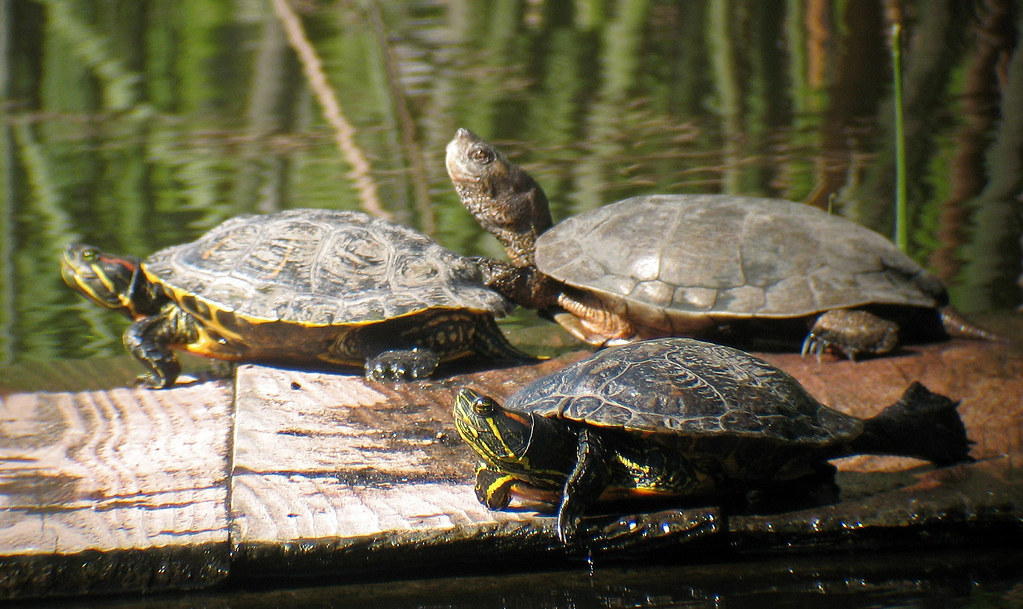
(892, 23, 908, 252)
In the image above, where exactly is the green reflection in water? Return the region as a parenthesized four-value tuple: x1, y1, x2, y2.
(1, 0, 1020, 367)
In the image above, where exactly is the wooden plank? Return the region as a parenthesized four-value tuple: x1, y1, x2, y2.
(229, 355, 618, 576)
(0, 379, 233, 599)
(2, 338, 1021, 597)
(230, 340, 1023, 579)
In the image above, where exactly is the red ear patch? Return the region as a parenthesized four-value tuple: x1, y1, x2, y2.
(101, 253, 140, 273)
(503, 411, 530, 427)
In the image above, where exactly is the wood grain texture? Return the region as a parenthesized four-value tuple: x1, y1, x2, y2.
(229, 356, 595, 574)
(230, 358, 585, 540)
(0, 379, 233, 598)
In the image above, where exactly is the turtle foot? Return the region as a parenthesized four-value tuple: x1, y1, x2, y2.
(365, 348, 440, 381)
(802, 309, 899, 361)
(135, 372, 172, 390)
(132, 356, 181, 389)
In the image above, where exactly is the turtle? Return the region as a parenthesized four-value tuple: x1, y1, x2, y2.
(60, 208, 532, 388)
(445, 128, 1000, 359)
(453, 337, 972, 544)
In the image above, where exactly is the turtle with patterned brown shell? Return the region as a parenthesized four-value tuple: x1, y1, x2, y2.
(61, 208, 531, 387)
(454, 337, 972, 544)
(445, 128, 999, 359)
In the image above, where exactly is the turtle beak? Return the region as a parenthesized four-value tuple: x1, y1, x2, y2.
(445, 131, 471, 181)
(60, 244, 102, 293)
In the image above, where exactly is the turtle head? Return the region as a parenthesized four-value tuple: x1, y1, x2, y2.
(60, 244, 153, 319)
(445, 128, 553, 268)
(453, 388, 534, 471)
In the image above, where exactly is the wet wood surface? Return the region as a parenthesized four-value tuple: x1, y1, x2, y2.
(1, 339, 1021, 599)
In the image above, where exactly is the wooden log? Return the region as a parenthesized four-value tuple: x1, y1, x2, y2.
(0, 378, 233, 599)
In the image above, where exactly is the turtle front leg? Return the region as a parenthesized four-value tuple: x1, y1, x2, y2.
(122, 305, 195, 389)
(801, 309, 899, 361)
(471, 256, 558, 310)
(557, 427, 611, 544)
(474, 463, 519, 509)
(555, 291, 636, 347)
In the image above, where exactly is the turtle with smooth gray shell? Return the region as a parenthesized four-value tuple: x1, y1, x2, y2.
(445, 128, 1000, 359)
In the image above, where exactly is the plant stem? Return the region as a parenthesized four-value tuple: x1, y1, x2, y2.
(892, 23, 908, 251)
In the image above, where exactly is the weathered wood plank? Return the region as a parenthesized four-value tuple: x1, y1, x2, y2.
(2, 338, 1021, 597)
(229, 356, 597, 575)
(230, 340, 1023, 579)
(0, 379, 233, 599)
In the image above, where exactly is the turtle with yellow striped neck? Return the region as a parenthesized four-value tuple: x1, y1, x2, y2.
(454, 338, 971, 545)
(61, 208, 531, 387)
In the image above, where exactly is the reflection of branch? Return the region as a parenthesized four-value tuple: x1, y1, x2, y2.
(364, 2, 433, 232)
(929, 1, 1012, 282)
(272, 0, 387, 218)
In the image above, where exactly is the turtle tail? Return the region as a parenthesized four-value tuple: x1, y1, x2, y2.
(851, 382, 972, 466)
(938, 306, 1010, 344)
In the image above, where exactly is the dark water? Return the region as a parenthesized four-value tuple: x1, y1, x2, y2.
(15, 547, 1023, 608)
(3, 1, 1023, 606)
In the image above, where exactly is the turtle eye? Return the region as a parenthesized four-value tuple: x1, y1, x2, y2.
(471, 396, 494, 416)
(469, 146, 494, 166)
(82, 248, 99, 262)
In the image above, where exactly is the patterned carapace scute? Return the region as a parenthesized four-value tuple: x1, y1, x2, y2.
(142, 208, 512, 325)
(505, 337, 863, 444)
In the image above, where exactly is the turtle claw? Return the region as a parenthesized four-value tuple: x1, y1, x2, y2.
(800, 333, 830, 363)
(135, 372, 171, 390)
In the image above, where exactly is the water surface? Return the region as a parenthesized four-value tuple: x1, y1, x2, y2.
(3, 1, 1020, 368)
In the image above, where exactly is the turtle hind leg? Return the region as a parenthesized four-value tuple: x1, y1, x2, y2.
(468, 313, 539, 363)
(740, 463, 840, 514)
(852, 382, 972, 466)
(801, 309, 899, 361)
(349, 310, 536, 381)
